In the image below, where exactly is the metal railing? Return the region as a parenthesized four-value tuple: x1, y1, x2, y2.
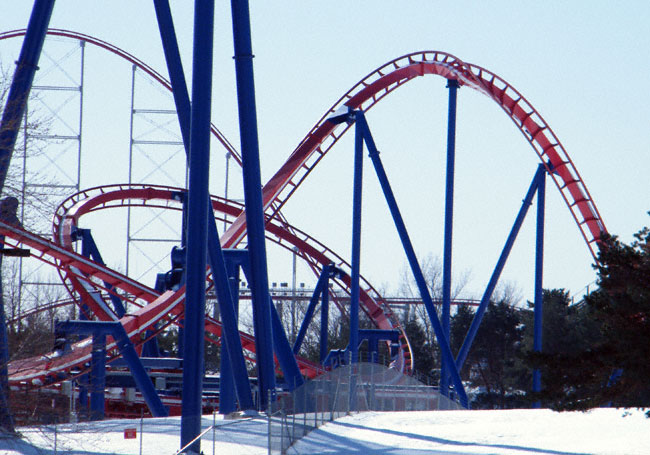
(267, 362, 463, 454)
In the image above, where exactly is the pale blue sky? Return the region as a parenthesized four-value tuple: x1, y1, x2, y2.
(2, 1, 649, 303)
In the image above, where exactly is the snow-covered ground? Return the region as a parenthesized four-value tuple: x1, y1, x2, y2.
(1, 408, 648, 455)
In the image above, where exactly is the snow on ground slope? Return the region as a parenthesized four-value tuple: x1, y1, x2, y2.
(291, 408, 650, 455)
(0, 408, 648, 455)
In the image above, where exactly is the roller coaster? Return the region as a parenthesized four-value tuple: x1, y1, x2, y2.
(0, 2, 606, 451)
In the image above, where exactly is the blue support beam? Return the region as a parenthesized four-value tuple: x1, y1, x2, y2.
(181, 0, 215, 450)
(532, 164, 546, 405)
(454, 165, 545, 374)
(89, 333, 107, 420)
(0, 0, 55, 195)
(356, 111, 468, 407)
(238, 259, 304, 392)
(153, 0, 255, 413)
(292, 266, 330, 356)
(218, 252, 241, 415)
(230, 0, 276, 409)
(56, 320, 168, 417)
(349, 115, 365, 364)
(320, 274, 330, 363)
(206, 210, 255, 410)
(75, 228, 127, 318)
(440, 79, 459, 396)
(0, 237, 15, 432)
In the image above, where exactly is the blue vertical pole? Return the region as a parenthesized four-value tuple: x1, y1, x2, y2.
(0, 237, 15, 433)
(89, 333, 106, 421)
(357, 112, 468, 407)
(181, 0, 214, 451)
(154, 0, 254, 408)
(440, 79, 459, 396)
(532, 165, 546, 406)
(320, 272, 330, 363)
(350, 115, 364, 364)
(0, 0, 55, 195)
(454, 166, 544, 373)
(230, 0, 276, 409)
(219, 256, 240, 415)
(153, 0, 192, 150)
(292, 269, 329, 355)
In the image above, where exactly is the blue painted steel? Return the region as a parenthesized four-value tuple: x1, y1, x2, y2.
(0, 237, 15, 432)
(357, 329, 400, 362)
(206, 207, 254, 410)
(90, 333, 106, 420)
(270, 297, 305, 390)
(218, 252, 241, 415)
(152, 0, 192, 151)
(440, 79, 459, 396)
(292, 266, 330, 355)
(181, 0, 215, 449)
(532, 165, 546, 405)
(349, 115, 365, 364)
(320, 271, 330, 363)
(356, 112, 468, 407)
(56, 320, 168, 417)
(75, 228, 127, 317)
(154, 3, 253, 408)
(0, 0, 55, 194)
(230, 0, 276, 409)
(454, 166, 544, 374)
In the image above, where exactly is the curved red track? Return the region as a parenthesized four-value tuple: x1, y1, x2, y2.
(1, 31, 605, 391)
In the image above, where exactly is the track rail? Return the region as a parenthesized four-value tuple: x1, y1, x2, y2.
(52, 184, 408, 370)
(221, 51, 606, 259)
(1, 41, 606, 390)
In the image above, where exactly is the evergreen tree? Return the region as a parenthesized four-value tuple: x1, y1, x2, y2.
(531, 221, 650, 414)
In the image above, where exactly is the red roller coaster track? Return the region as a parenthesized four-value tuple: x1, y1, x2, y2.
(1, 31, 606, 394)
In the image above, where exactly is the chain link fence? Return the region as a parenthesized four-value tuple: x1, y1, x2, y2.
(267, 362, 463, 454)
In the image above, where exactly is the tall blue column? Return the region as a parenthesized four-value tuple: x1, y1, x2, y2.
(230, 0, 276, 409)
(0, 237, 15, 433)
(357, 112, 468, 407)
(533, 165, 546, 405)
(89, 333, 106, 421)
(440, 79, 459, 395)
(219, 256, 240, 415)
(349, 114, 364, 364)
(0, 0, 55, 195)
(454, 166, 544, 373)
(181, 0, 214, 451)
(320, 271, 330, 363)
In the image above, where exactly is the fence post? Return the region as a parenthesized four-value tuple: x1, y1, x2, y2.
(212, 408, 216, 455)
(139, 409, 144, 455)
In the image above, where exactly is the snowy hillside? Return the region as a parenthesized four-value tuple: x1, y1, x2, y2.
(1, 408, 648, 455)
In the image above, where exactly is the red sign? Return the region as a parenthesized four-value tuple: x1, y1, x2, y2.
(124, 428, 137, 439)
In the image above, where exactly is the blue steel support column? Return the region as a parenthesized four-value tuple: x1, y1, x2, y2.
(357, 112, 468, 407)
(532, 165, 546, 406)
(154, 0, 253, 405)
(454, 166, 544, 373)
(350, 116, 364, 364)
(320, 272, 330, 363)
(230, 0, 276, 409)
(0, 0, 55, 194)
(0, 237, 15, 433)
(181, 0, 214, 451)
(89, 333, 106, 421)
(440, 79, 459, 397)
(293, 268, 329, 355)
(153, 0, 192, 150)
(206, 207, 254, 410)
(219, 253, 241, 415)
